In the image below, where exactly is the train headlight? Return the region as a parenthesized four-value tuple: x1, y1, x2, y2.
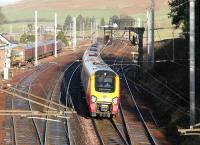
(91, 96, 97, 103)
(112, 97, 118, 105)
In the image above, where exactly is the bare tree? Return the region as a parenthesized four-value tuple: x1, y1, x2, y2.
(0, 7, 5, 24)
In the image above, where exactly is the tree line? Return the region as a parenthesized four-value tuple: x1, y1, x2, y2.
(63, 15, 97, 31)
(168, 0, 199, 39)
(0, 7, 5, 24)
(63, 14, 135, 31)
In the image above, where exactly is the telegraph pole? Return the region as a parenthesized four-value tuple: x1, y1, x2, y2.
(82, 22, 85, 40)
(177, 0, 199, 135)
(137, 18, 141, 27)
(35, 11, 38, 66)
(70, 23, 72, 39)
(54, 13, 57, 58)
(91, 22, 93, 42)
(151, 0, 155, 64)
(189, 0, 196, 129)
(96, 21, 98, 41)
(72, 17, 77, 51)
(146, 9, 151, 59)
(172, 27, 175, 62)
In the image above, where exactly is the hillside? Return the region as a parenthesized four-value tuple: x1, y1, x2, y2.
(7, 0, 169, 13)
(2, 0, 169, 22)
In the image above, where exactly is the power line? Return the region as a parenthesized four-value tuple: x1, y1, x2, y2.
(133, 81, 190, 116)
(155, 28, 171, 59)
(171, 0, 190, 9)
(114, 41, 191, 108)
(171, 60, 200, 71)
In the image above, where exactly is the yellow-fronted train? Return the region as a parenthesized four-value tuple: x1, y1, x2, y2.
(81, 43, 120, 117)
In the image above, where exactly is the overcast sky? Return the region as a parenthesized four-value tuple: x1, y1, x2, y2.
(0, 0, 20, 6)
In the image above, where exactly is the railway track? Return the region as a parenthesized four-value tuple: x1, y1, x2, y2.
(10, 64, 49, 145)
(4, 61, 80, 145)
(92, 118, 129, 145)
(61, 61, 89, 145)
(103, 42, 158, 145)
(124, 71, 172, 145)
(102, 39, 172, 145)
(119, 56, 158, 145)
(84, 51, 131, 145)
(43, 83, 68, 145)
(62, 59, 130, 145)
(42, 62, 78, 145)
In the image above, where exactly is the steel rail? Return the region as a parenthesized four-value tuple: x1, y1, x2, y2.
(91, 119, 106, 145)
(27, 84, 43, 145)
(119, 104, 133, 145)
(65, 63, 81, 107)
(112, 56, 132, 145)
(11, 66, 43, 145)
(0, 89, 57, 111)
(28, 61, 64, 145)
(12, 97, 17, 145)
(110, 119, 130, 145)
(43, 61, 80, 145)
(10, 65, 41, 145)
(65, 63, 82, 145)
(62, 60, 94, 145)
(11, 63, 51, 145)
(43, 69, 64, 145)
(7, 86, 67, 109)
(120, 58, 158, 145)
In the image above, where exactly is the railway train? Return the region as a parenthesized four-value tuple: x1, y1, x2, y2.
(11, 40, 63, 66)
(81, 43, 120, 117)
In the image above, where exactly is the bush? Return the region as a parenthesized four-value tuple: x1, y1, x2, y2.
(57, 31, 68, 46)
(19, 33, 35, 43)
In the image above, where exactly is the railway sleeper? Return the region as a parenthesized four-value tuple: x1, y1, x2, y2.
(91, 112, 111, 118)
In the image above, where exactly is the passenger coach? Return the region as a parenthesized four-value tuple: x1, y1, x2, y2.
(81, 44, 120, 117)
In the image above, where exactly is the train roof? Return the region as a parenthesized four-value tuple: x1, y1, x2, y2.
(24, 40, 62, 49)
(0, 44, 18, 50)
(25, 41, 45, 49)
(83, 44, 115, 75)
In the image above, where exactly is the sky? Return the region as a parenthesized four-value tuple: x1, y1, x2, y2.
(0, 0, 20, 6)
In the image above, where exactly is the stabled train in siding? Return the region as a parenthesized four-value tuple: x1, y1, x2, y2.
(81, 43, 120, 117)
(11, 40, 62, 66)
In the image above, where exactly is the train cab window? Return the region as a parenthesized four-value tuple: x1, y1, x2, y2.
(12, 51, 23, 57)
(91, 44, 98, 47)
(95, 72, 115, 93)
(89, 53, 98, 57)
(90, 47, 97, 51)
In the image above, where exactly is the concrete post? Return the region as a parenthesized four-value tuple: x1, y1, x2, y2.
(147, 10, 151, 58)
(151, 0, 155, 64)
(189, 0, 196, 129)
(72, 17, 77, 51)
(70, 23, 72, 39)
(82, 22, 85, 40)
(35, 11, 38, 66)
(91, 22, 93, 42)
(54, 13, 57, 57)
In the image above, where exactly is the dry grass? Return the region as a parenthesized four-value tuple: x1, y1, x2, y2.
(7, 0, 169, 14)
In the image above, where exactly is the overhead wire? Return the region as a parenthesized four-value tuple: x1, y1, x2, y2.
(102, 22, 199, 113)
(170, 0, 190, 9)
(123, 43, 199, 112)
(119, 42, 191, 116)
(170, 61, 200, 71)
(133, 81, 190, 116)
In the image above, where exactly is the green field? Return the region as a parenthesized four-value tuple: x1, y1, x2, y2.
(0, 7, 182, 41)
(0, 8, 119, 33)
(2, 8, 120, 23)
(130, 10, 182, 41)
